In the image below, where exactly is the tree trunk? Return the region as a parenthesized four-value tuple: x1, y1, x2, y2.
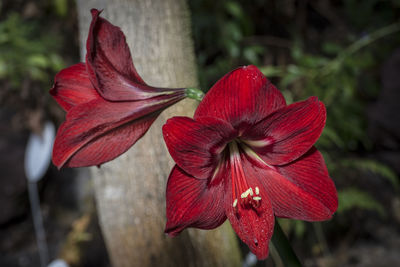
(76, 1, 241, 266)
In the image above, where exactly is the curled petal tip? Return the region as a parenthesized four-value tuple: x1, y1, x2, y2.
(52, 148, 65, 170)
(90, 8, 102, 17)
(53, 161, 63, 170)
(164, 226, 179, 237)
(308, 95, 319, 102)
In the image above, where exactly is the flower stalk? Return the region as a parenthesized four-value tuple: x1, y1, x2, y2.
(271, 220, 302, 267)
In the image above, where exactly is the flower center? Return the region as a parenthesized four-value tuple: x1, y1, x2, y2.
(228, 141, 262, 213)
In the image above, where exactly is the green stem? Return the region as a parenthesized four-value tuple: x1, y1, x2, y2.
(321, 21, 400, 75)
(341, 22, 400, 58)
(185, 87, 205, 101)
(313, 222, 330, 257)
(269, 242, 284, 267)
(271, 220, 302, 267)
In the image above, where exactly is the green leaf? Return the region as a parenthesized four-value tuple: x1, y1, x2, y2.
(322, 42, 343, 55)
(341, 159, 399, 189)
(281, 90, 293, 105)
(260, 65, 283, 77)
(0, 60, 6, 77)
(337, 188, 385, 217)
(277, 218, 306, 238)
(27, 54, 49, 68)
(49, 54, 65, 71)
(294, 220, 306, 238)
(242, 46, 264, 64)
(319, 127, 345, 148)
(224, 1, 243, 19)
(53, 0, 68, 17)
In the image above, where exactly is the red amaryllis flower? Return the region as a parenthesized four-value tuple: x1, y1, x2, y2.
(50, 9, 186, 168)
(163, 65, 338, 259)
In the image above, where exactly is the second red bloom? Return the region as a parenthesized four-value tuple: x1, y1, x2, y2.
(51, 9, 186, 168)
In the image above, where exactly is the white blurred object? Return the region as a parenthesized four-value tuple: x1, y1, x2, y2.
(242, 252, 257, 267)
(47, 259, 69, 267)
(24, 121, 55, 267)
(24, 121, 55, 182)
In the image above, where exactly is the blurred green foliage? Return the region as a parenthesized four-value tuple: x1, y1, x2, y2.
(0, 0, 75, 116)
(276, 22, 400, 151)
(338, 188, 385, 217)
(0, 12, 64, 90)
(340, 158, 399, 190)
(190, 0, 265, 88)
(53, 0, 69, 17)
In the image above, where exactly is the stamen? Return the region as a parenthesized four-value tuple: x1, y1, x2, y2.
(233, 199, 238, 208)
(240, 143, 276, 170)
(240, 188, 253, 199)
(242, 138, 272, 148)
(229, 141, 263, 212)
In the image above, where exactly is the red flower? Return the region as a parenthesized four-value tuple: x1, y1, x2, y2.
(50, 9, 185, 168)
(163, 65, 338, 259)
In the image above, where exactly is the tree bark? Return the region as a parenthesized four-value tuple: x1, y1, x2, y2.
(76, 1, 241, 266)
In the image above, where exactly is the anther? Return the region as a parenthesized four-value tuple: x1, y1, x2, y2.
(241, 190, 249, 199)
(255, 186, 259, 195)
(233, 199, 238, 208)
(241, 188, 255, 199)
(253, 196, 262, 201)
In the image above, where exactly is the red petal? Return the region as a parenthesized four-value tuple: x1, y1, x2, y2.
(86, 9, 167, 101)
(224, 156, 274, 260)
(165, 165, 227, 236)
(251, 154, 335, 221)
(65, 114, 157, 167)
(276, 147, 338, 215)
(163, 116, 237, 179)
(194, 65, 286, 130)
(242, 97, 326, 165)
(52, 92, 184, 168)
(50, 63, 99, 111)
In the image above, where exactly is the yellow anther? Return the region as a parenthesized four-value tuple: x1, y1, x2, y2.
(253, 196, 262, 201)
(255, 186, 259, 195)
(233, 199, 238, 208)
(241, 188, 253, 198)
(249, 188, 254, 196)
